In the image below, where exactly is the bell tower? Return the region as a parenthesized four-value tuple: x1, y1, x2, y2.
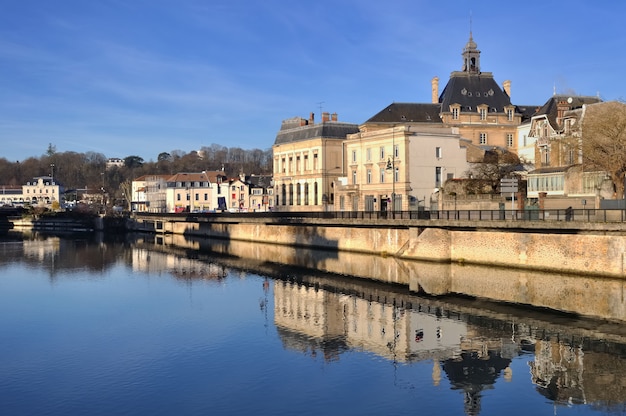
(462, 31, 481, 73)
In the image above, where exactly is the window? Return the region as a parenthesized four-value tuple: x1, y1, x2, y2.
(313, 153, 318, 170)
(351, 150, 357, 163)
(380, 147, 385, 160)
(435, 147, 442, 159)
(507, 109, 513, 121)
(435, 167, 442, 188)
(394, 144, 399, 158)
(366, 148, 371, 161)
(479, 133, 487, 145)
(394, 167, 399, 183)
(366, 169, 372, 184)
(452, 107, 459, 120)
(380, 169, 385, 183)
(479, 108, 487, 120)
(304, 155, 309, 170)
(352, 170, 357, 185)
(567, 149, 575, 164)
(507, 133, 514, 147)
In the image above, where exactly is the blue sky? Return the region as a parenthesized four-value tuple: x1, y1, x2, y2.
(2, 0, 626, 163)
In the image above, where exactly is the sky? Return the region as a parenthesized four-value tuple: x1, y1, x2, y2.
(2, 0, 626, 163)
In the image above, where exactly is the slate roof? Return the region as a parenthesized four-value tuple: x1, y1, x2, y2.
(246, 174, 273, 188)
(533, 95, 602, 130)
(365, 103, 442, 123)
(438, 72, 512, 112)
(274, 121, 359, 145)
(515, 105, 539, 123)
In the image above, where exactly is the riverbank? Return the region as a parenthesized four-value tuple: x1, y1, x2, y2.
(10, 213, 129, 232)
(131, 213, 626, 279)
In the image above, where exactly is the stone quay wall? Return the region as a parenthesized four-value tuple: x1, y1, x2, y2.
(133, 215, 626, 278)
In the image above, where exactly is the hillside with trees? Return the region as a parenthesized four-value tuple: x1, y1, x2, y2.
(0, 143, 272, 206)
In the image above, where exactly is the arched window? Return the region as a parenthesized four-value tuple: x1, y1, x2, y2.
(304, 183, 309, 205)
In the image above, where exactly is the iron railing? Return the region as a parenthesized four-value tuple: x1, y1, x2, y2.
(140, 208, 626, 223)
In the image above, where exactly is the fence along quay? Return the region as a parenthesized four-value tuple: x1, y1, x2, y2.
(132, 208, 626, 280)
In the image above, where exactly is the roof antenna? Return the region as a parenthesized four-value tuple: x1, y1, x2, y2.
(317, 101, 325, 116)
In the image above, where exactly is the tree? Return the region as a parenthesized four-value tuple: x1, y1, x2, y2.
(46, 143, 57, 157)
(581, 101, 626, 199)
(119, 180, 132, 210)
(124, 156, 144, 169)
(465, 148, 522, 194)
(157, 152, 171, 162)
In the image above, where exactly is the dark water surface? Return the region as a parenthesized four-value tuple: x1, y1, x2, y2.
(1, 232, 626, 416)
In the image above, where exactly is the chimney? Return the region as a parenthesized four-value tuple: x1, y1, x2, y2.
(431, 76, 439, 104)
(503, 80, 511, 97)
(300, 118, 307, 127)
(331, 112, 338, 122)
(322, 112, 330, 122)
(309, 112, 314, 124)
(557, 99, 570, 125)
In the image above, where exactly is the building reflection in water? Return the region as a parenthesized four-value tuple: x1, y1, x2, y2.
(271, 276, 626, 414)
(5, 232, 626, 414)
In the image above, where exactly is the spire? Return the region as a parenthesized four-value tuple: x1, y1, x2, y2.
(462, 29, 481, 73)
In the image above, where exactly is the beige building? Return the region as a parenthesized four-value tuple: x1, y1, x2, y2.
(337, 124, 471, 212)
(431, 32, 534, 151)
(526, 96, 615, 209)
(272, 112, 359, 211)
(22, 176, 64, 206)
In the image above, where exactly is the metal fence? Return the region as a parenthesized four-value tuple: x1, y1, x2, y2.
(166, 208, 626, 223)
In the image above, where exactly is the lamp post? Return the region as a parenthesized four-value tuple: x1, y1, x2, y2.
(386, 126, 396, 216)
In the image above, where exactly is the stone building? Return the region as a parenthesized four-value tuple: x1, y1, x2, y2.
(272, 112, 359, 211)
(525, 96, 617, 209)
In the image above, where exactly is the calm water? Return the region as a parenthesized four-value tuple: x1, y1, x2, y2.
(1, 232, 626, 416)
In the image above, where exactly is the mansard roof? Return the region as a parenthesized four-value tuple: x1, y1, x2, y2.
(365, 102, 443, 123)
(515, 105, 539, 123)
(274, 120, 359, 145)
(533, 95, 602, 130)
(438, 72, 512, 112)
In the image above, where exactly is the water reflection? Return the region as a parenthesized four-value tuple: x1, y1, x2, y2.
(3, 232, 626, 414)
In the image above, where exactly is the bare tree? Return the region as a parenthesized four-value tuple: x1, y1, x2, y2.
(581, 101, 626, 199)
(465, 148, 522, 194)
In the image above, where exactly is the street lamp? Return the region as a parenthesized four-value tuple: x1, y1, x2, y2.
(386, 125, 396, 215)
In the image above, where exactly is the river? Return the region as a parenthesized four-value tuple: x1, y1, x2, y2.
(1, 231, 626, 416)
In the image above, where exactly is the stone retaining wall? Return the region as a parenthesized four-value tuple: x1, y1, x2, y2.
(136, 218, 626, 278)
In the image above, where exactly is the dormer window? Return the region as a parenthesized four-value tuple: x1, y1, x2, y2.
(452, 107, 459, 120)
(479, 108, 487, 120)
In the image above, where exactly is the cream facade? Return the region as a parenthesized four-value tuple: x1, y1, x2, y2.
(22, 176, 65, 206)
(272, 113, 359, 211)
(336, 125, 469, 212)
(131, 171, 274, 213)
